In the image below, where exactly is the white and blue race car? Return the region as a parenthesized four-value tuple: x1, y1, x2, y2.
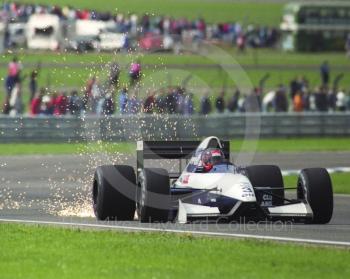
(92, 136, 333, 224)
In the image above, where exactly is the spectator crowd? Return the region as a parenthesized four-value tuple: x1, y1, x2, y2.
(1, 3, 349, 117)
(2, 57, 350, 117)
(0, 2, 280, 50)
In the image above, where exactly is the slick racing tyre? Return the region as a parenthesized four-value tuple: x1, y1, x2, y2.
(137, 168, 170, 223)
(245, 165, 285, 206)
(93, 165, 136, 221)
(297, 168, 333, 224)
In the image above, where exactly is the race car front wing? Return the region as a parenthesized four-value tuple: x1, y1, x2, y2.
(176, 198, 313, 223)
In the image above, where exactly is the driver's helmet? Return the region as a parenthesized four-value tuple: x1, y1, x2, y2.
(201, 148, 225, 172)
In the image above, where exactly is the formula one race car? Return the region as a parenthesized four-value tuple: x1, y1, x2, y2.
(92, 137, 333, 224)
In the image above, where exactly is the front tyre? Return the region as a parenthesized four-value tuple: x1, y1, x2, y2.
(137, 168, 170, 223)
(297, 168, 333, 224)
(93, 165, 136, 221)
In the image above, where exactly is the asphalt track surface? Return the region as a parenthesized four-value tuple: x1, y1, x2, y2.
(1, 151, 350, 246)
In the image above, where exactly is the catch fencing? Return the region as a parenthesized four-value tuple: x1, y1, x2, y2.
(0, 112, 349, 143)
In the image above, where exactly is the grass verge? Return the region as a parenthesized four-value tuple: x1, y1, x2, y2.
(0, 138, 349, 156)
(0, 223, 349, 279)
(2, 50, 349, 67)
(14, 0, 283, 25)
(0, 142, 133, 156)
(233, 137, 350, 153)
(284, 172, 350, 195)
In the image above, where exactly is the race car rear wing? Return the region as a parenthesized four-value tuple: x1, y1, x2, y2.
(136, 140, 230, 177)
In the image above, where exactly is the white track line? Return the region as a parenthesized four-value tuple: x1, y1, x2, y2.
(282, 167, 350, 176)
(1, 218, 350, 247)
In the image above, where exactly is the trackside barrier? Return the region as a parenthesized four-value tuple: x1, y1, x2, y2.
(0, 112, 349, 143)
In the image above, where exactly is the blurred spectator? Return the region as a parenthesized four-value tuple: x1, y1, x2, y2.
(143, 92, 156, 114)
(166, 88, 178, 114)
(68, 90, 83, 116)
(42, 95, 54, 115)
(290, 76, 302, 100)
(83, 76, 96, 111)
(328, 89, 337, 111)
(244, 89, 261, 112)
(320, 61, 330, 85)
(8, 83, 23, 116)
(175, 87, 185, 114)
(227, 89, 240, 113)
(108, 63, 120, 89)
(236, 34, 246, 52)
(274, 85, 288, 112)
(336, 89, 348, 111)
(102, 94, 115, 116)
(262, 90, 275, 112)
(302, 90, 311, 111)
(315, 86, 328, 112)
(129, 60, 142, 87)
(5, 57, 21, 99)
(127, 95, 140, 114)
(29, 69, 39, 102)
(290, 76, 309, 101)
(293, 91, 304, 112)
(301, 76, 309, 95)
(30, 90, 44, 115)
(215, 90, 225, 113)
(255, 87, 262, 110)
(196, 18, 206, 38)
(53, 92, 68, 115)
(141, 14, 151, 33)
(118, 87, 128, 114)
(183, 92, 194, 115)
(155, 90, 167, 113)
(200, 92, 212, 115)
(90, 77, 101, 113)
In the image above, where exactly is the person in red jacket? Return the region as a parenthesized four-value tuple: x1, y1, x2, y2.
(30, 91, 43, 115)
(53, 92, 68, 115)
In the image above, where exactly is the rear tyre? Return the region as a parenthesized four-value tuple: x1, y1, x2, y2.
(245, 165, 285, 206)
(297, 168, 333, 224)
(93, 165, 136, 221)
(137, 168, 170, 223)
